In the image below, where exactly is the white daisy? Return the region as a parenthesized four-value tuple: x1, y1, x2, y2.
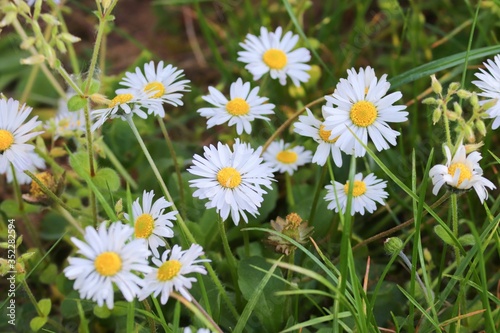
(6, 150, 45, 185)
(188, 140, 275, 225)
(293, 108, 344, 167)
(323, 66, 408, 157)
(472, 54, 500, 129)
(184, 328, 212, 333)
(197, 78, 275, 135)
(262, 139, 312, 174)
(63, 222, 151, 309)
(138, 244, 209, 305)
(91, 92, 149, 130)
(0, 98, 43, 174)
(237, 26, 311, 86)
(45, 96, 86, 139)
(325, 172, 388, 216)
(116, 60, 190, 117)
(429, 143, 496, 203)
(123, 190, 177, 258)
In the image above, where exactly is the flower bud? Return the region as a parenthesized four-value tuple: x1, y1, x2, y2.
(470, 92, 479, 108)
(463, 124, 475, 143)
(384, 237, 404, 256)
(422, 97, 438, 105)
(445, 110, 458, 121)
(448, 82, 460, 93)
(475, 119, 486, 136)
(20, 54, 45, 65)
(432, 107, 442, 125)
(430, 75, 442, 95)
(456, 89, 472, 99)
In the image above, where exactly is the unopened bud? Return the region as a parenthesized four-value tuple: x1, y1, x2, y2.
(430, 75, 442, 95)
(89, 93, 109, 106)
(59, 32, 81, 44)
(0, 12, 17, 27)
(432, 107, 442, 125)
(20, 54, 45, 65)
(470, 92, 479, 108)
(476, 119, 486, 136)
(20, 37, 36, 50)
(384, 237, 404, 256)
(115, 198, 123, 215)
(464, 124, 475, 143)
(101, 0, 113, 10)
(453, 102, 462, 117)
(423, 248, 432, 263)
(422, 97, 438, 105)
(40, 13, 60, 26)
(456, 89, 472, 99)
(445, 110, 458, 121)
(448, 82, 460, 93)
(483, 99, 498, 110)
(464, 142, 484, 153)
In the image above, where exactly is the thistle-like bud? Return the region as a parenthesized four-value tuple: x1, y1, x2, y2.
(430, 75, 442, 95)
(267, 213, 313, 255)
(384, 237, 404, 256)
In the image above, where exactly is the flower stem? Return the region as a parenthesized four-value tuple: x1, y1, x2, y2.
(451, 193, 461, 265)
(217, 217, 240, 303)
(285, 172, 296, 211)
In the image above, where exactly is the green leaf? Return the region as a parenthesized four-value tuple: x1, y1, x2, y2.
(40, 212, 67, 241)
(93, 167, 120, 191)
(389, 45, 500, 89)
(93, 305, 112, 319)
(67, 95, 87, 111)
(458, 234, 475, 246)
(111, 301, 129, 316)
(38, 298, 52, 316)
(0, 199, 39, 216)
(30, 316, 47, 332)
(238, 256, 285, 332)
(434, 225, 454, 246)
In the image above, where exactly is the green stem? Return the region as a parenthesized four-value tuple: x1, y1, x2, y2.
(442, 102, 453, 148)
(308, 164, 328, 225)
(217, 217, 240, 303)
(19, 64, 40, 105)
(285, 172, 295, 211)
(157, 116, 185, 216)
(83, 102, 97, 226)
(55, 204, 84, 234)
(451, 193, 461, 266)
(56, 8, 80, 76)
(83, 10, 108, 94)
(141, 300, 156, 333)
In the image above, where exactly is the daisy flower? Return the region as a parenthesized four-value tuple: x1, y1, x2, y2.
(472, 54, 500, 129)
(325, 172, 388, 216)
(0, 98, 43, 174)
(123, 190, 177, 258)
(188, 140, 275, 225)
(429, 143, 496, 203)
(294, 108, 344, 167)
(45, 96, 86, 139)
(138, 244, 209, 305)
(197, 78, 275, 135)
(116, 61, 190, 117)
(262, 139, 312, 174)
(323, 66, 408, 157)
(237, 26, 311, 86)
(91, 92, 149, 130)
(63, 222, 151, 309)
(6, 150, 45, 185)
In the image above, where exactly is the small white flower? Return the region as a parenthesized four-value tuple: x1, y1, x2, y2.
(429, 144, 496, 203)
(262, 139, 312, 174)
(27, 0, 61, 6)
(116, 61, 190, 117)
(188, 140, 275, 225)
(325, 172, 388, 216)
(197, 78, 275, 135)
(323, 66, 408, 157)
(124, 190, 176, 258)
(472, 54, 500, 129)
(63, 222, 151, 309)
(91, 92, 149, 130)
(45, 95, 86, 139)
(138, 244, 209, 305)
(294, 108, 343, 167)
(184, 328, 212, 333)
(6, 150, 45, 185)
(238, 26, 311, 86)
(0, 98, 43, 174)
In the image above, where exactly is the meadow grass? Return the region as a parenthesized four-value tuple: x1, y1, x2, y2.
(0, 0, 499, 332)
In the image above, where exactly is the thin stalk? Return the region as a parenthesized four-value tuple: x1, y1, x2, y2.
(308, 164, 328, 225)
(55, 205, 84, 234)
(217, 217, 240, 304)
(56, 8, 80, 76)
(141, 300, 156, 333)
(170, 292, 223, 333)
(19, 64, 40, 105)
(157, 117, 185, 216)
(102, 142, 138, 190)
(284, 172, 295, 211)
(451, 193, 460, 265)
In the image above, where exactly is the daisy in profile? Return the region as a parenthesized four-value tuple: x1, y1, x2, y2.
(0, 98, 43, 174)
(63, 222, 151, 309)
(124, 190, 177, 258)
(138, 244, 209, 305)
(262, 139, 312, 174)
(294, 108, 343, 167)
(6, 150, 45, 185)
(325, 172, 388, 216)
(323, 66, 408, 157)
(237, 26, 311, 86)
(197, 78, 275, 135)
(188, 140, 275, 225)
(91, 92, 149, 130)
(472, 54, 500, 129)
(116, 61, 190, 117)
(429, 143, 495, 203)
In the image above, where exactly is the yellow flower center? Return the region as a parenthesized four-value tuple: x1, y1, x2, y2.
(144, 81, 165, 99)
(276, 150, 298, 164)
(226, 98, 250, 116)
(217, 167, 242, 189)
(29, 172, 56, 199)
(262, 49, 288, 70)
(0, 129, 14, 152)
(109, 94, 133, 108)
(343, 180, 367, 197)
(134, 213, 155, 239)
(156, 260, 182, 282)
(350, 101, 378, 127)
(448, 162, 473, 186)
(319, 125, 339, 143)
(94, 252, 122, 277)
